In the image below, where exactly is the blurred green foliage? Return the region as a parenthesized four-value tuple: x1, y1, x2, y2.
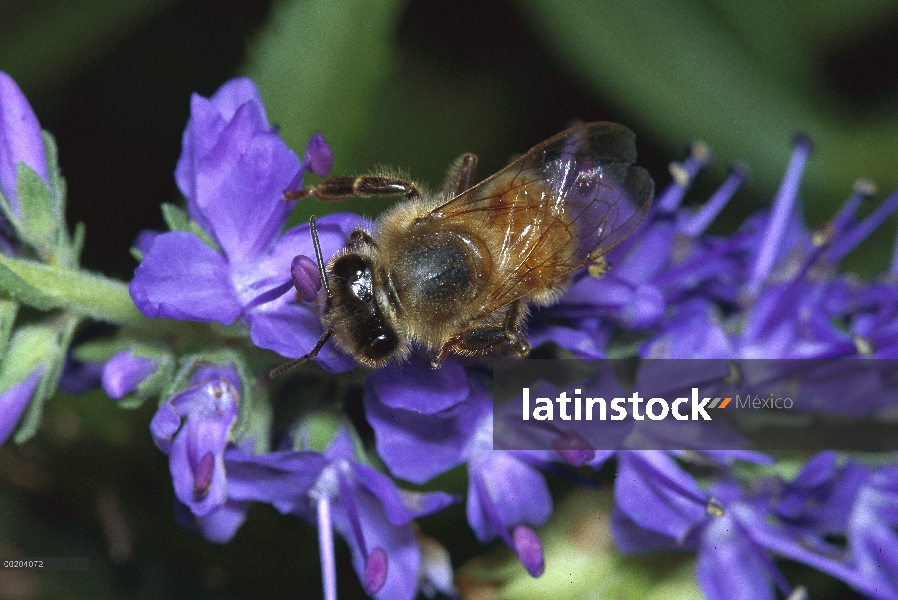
(0, 0, 896, 598)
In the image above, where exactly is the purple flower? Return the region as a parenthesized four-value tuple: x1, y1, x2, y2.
(0, 71, 48, 218)
(529, 144, 749, 358)
(641, 136, 898, 360)
(0, 366, 43, 444)
(150, 363, 240, 516)
(102, 349, 161, 399)
(187, 429, 455, 600)
(846, 465, 898, 598)
(612, 451, 799, 599)
(364, 359, 551, 577)
(129, 77, 361, 372)
(612, 451, 898, 599)
(58, 354, 104, 394)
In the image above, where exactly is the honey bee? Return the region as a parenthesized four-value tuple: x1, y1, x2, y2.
(278, 122, 654, 372)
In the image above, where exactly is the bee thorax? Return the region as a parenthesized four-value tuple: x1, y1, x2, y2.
(390, 230, 488, 319)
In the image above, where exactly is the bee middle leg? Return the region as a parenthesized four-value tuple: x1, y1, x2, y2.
(284, 175, 421, 201)
(430, 301, 530, 368)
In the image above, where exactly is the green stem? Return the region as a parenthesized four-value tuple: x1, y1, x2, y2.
(0, 253, 238, 342)
(0, 254, 262, 344)
(0, 253, 143, 324)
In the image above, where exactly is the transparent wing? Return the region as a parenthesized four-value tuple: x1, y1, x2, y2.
(429, 122, 654, 318)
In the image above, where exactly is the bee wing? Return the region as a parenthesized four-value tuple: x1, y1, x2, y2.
(429, 122, 654, 318)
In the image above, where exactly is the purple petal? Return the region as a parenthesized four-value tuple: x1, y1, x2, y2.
(150, 401, 181, 453)
(551, 275, 635, 317)
(58, 355, 104, 394)
(223, 448, 328, 510)
(467, 452, 552, 541)
(622, 283, 665, 328)
(207, 77, 269, 126)
(0, 366, 43, 444)
(176, 78, 270, 233)
(746, 135, 812, 297)
(367, 357, 469, 413)
(132, 229, 161, 255)
(247, 305, 356, 373)
(611, 506, 679, 553)
(527, 321, 607, 359)
(194, 499, 250, 544)
(242, 214, 363, 371)
(129, 231, 242, 323)
(641, 299, 733, 359)
(697, 513, 776, 600)
(614, 451, 708, 542)
(353, 462, 455, 525)
(0, 72, 48, 216)
(193, 451, 216, 497)
(189, 363, 240, 390)
(364, 376, 491, 483)
(331, 488, 420, 600)
(552, 430, 595, 466)
(166, 378, 239, 516)
(102, 350, 159, 399)
(195, 126, 298, 264)
(613, 219, 677, 284)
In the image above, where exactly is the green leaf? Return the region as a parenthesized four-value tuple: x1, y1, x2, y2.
(0, 299, 19, 360)
(41, 132, 65, 211)
(161, 203, 190, 232)
(0, 325, 56, 394)
(245, 0, 407, 173)
(160, 202, 217, 249)
(0, 253, 144, 325)
(14, 316, 80, 443)
(16, 162, 57, 250)
(0, 317, 79, 444)
(0, 256, 60, 310)
(70, 221, 86, 266)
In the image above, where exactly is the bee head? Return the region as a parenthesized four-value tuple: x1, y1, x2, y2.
(325, 252, 399, 366)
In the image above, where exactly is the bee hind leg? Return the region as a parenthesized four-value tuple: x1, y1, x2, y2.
(429, 301, 530, 369)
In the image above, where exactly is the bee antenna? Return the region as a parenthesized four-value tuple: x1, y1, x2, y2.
(269, 330, 333, 379)
(310, 216, 332, 298)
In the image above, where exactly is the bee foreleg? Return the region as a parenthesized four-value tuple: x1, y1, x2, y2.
(441, 154, 478, 195)
(284, 176, 421, 202)
(429, 301, 531, 369)
(268, 330, 333, 379)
